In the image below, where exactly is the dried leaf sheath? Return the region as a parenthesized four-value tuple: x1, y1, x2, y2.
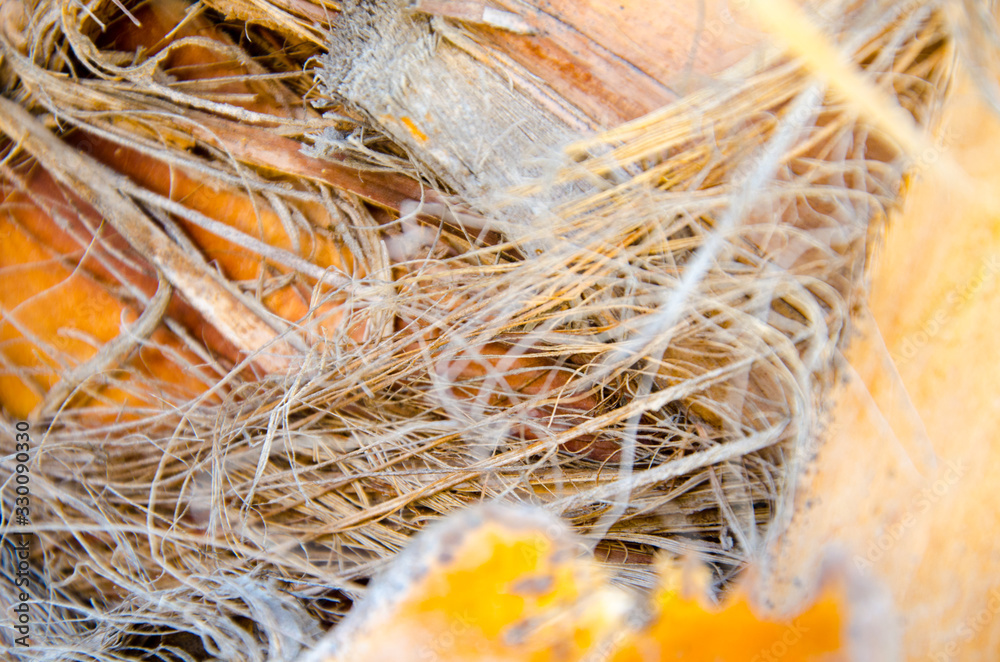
(0, 0, 955, 659)
(0, 195, 214, 419)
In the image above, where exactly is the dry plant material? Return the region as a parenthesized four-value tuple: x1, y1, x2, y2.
(0, 0, 377, 420)
(0, 178, 214, 419)
(303, 505, 850, 662)
(0, 0, 956, 659)
(0, 0, 615, 418)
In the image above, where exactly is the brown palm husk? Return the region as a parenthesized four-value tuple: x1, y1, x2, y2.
(0, 0, 954, 659)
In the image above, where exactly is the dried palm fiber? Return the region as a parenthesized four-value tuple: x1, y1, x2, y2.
(0, 0, 952, 659)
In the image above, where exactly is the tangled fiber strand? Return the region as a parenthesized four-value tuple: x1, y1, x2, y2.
(1, 0, 955, 659)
